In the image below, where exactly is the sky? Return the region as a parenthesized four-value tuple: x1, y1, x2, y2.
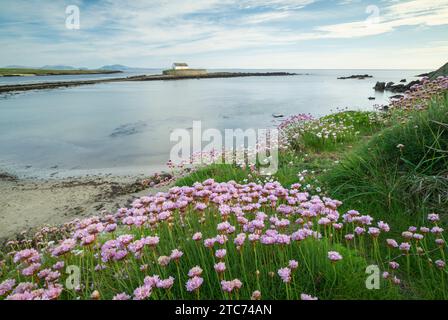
(0, 0, 447, 69)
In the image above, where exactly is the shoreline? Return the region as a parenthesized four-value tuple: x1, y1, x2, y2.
(0, 71, 297, 93)
(0, 170, 174, 242)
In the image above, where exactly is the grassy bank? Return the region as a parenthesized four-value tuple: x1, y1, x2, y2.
(0, 77, 447, 300)
(0, 68, 120, 76)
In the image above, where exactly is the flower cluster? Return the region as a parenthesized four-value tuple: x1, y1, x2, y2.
(0, 178, 446, 300)
(390, 76, 448, 111)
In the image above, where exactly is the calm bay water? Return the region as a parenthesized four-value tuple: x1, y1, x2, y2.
(0, 69, 426, 178)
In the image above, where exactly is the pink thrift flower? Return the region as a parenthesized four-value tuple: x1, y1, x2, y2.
(389, 261, 400, 270)
(81, 235, 96, 246)
(368, 227, 380, 237)
(214, 262, 226, 273)
(420, 227, 430, 233)
(234, 233, 246, 246)
(156, 277, 175, 289)
(345, 234, 354, 241)
(144, 236, 160, 247)
(333, 223, 343, 230)
(435, 260, 446, 269)
(158, 256, 171, 267)
(289, 260, 299, 270)
(277, 267, 291, 283)
(204, 238, 215, 248)
(401, 231, 413, 240)
(133, 285, 152, 300)
(232, 279, 242, 290)
(251, 290, 261, 300)
(427, 213, 440, 222)
(327, 251, 343, 262)
(144, 275, 161, 288)
(52, 261, 64, 270)
(105, 223, 117, 233)
(413, 233, 424, 241)
(431, 226, 444, 234)
(113, 293, 131, 300)
(215, 249, 227, 259)
(186, 276, 204, 292)
(192, 232, 203, 241)
(21, 263, 41, 276)
(188, 266, 203, 278)
(170, 249, 184, 260)
(399, 242, 411, 252)
(386, 239, 398, 248)
(378, 221, 390, 232)
(221, 280, 234, 292)
(300, 293, 318, 300)
(0, 279, 15, 296)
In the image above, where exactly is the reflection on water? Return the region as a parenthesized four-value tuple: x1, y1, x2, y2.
(0, 69, 426, 178)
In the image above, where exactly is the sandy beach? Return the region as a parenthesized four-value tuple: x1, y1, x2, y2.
(0, 172, 173, 242)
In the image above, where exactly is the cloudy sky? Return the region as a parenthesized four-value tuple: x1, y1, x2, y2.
(0, 0, 447, 69)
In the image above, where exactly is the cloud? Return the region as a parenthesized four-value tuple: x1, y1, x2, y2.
(0, 0, 447, 68)
(313, 0, 448, 38)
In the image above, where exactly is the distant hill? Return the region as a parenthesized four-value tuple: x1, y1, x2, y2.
(4, 65, 87, 70)
(40, 65, 78, 70)
(100, 64, 131, 71)
(4, 65, 32, 69)
(428, 62, 448, 80)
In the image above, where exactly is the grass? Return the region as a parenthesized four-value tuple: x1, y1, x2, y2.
(324, 93, 448, 227)
(0, 84, 447, 300)
(0, 68, 120, 76)
(167, 95, 448, 299)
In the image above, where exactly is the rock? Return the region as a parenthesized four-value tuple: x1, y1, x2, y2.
(400, 79, 407, 83)
(389, 94, 404, 100)
(338, 74, 373, 80)
(368, 97, 376, 100)
(386, 82, 394, 88)
(272, 113, 284, 118)
(0, 172, 17, 181)
(388, 84, 405, 92)
(406, 80, 421, 89)
(374, 82, 386, 91)
(387, 80, 421, 93)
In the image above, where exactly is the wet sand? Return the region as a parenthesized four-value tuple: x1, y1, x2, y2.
(0, 172, 173, 241)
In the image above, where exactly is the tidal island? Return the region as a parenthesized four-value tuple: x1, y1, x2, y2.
(0, 63, 297, 94)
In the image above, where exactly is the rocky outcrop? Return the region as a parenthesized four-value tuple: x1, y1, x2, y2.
(0, 72, 298, 94)
(415, 62, 448, 80)
(386, 82, 394, 89)
(374, 82, 386, 91)
(387, 80, 420, 93)
(427, 62, 448, 80)
(374, 80, 421, 93)
(338, 74, 373, 80)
